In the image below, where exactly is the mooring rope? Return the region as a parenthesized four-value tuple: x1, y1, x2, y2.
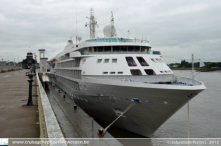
(103, 102, 136, 133)
(188, 102, 190, 146)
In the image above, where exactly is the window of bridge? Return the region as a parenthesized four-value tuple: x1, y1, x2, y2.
(130, 69, 142, 75)
(144, 69, 156, 75)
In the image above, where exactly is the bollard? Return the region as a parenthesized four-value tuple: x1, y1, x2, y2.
(73, 105, 77, 110)
(26, 72, 36, 106)
(63, 95, 65, 98)
(98, 128, 104, 135)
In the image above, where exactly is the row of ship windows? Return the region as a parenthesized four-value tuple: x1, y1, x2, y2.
(56, 76, 80, 91)
(97, 59, 117, 63)
(160, 70, 172, 73)
(96, 57, 164, 67)
(57, 59, 81, 68)
(103, 72, 123, 74)
(71, 95, 167, 105)
(151, 58, 164, 63)
(55, 69, 81, 79)
(102, 69, 172, 75)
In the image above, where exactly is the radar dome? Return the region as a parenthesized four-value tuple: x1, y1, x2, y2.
(67, 40, 73, 45)
(103, 25, 117, 37)
(78, 36, 82, 41)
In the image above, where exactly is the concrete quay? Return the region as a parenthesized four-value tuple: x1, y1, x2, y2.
(0, 69, 40, 138)
(0, 70, 122, 146)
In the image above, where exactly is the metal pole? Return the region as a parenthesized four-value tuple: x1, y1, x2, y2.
(26, 73, 35, 106)
(27, 78, 34, 105)
(1, 59, 3, 72)
(191, 54, 194, 85)
(92, 117, 94, 138)
(188, 102, 190, 146)
(189, 53, 194, 146)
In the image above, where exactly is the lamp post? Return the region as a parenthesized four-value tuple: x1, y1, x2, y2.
(26, 72, 36, 106)
(8, 60, 9, 71)
(1, 59, 3, 72)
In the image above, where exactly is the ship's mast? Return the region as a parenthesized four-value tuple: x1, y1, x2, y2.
(110, 11, 115, 37)
(89, 8, 97, 39)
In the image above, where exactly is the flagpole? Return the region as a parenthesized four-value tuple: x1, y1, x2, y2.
(192, 54, 194, 85)
(199, 59, 201, 80)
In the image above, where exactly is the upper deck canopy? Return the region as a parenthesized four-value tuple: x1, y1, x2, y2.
(85, 38, 149, 43)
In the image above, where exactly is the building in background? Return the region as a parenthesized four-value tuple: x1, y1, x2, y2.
(22, 52, 37, 69)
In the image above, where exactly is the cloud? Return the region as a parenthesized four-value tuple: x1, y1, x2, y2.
(0, 0, 221, 64)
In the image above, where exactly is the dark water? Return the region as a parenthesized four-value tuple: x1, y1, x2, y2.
(99, 70, 221, 145)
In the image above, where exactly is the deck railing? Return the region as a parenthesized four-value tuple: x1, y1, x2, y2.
(173, 76, 202, 86)
(84, 38, 149, 43)
(81, 50, 161, 55)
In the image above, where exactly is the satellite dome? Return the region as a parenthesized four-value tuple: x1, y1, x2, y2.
(78, 36, 82, 41)
(103, 25, 117, 37)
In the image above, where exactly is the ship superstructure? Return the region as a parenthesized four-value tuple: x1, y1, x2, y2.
(48, 9, 206, 137)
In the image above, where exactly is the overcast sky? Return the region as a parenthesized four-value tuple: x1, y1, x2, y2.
(0, 0, 221, 64)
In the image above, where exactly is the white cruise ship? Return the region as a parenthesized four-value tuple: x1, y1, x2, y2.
(48, 9, 206, 137)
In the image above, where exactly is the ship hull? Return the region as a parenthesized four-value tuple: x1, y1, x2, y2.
(51, 77, 205, 137)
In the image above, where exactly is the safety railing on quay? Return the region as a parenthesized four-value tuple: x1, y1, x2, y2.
(0, 65, 22, 73)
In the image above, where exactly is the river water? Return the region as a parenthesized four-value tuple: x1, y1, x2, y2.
(100, 70, 221, 145)
(153, 70, 221, 138)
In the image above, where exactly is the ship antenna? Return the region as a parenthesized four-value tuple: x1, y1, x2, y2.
(89, 8, 96, 39)
(110, 11, 115, 37)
